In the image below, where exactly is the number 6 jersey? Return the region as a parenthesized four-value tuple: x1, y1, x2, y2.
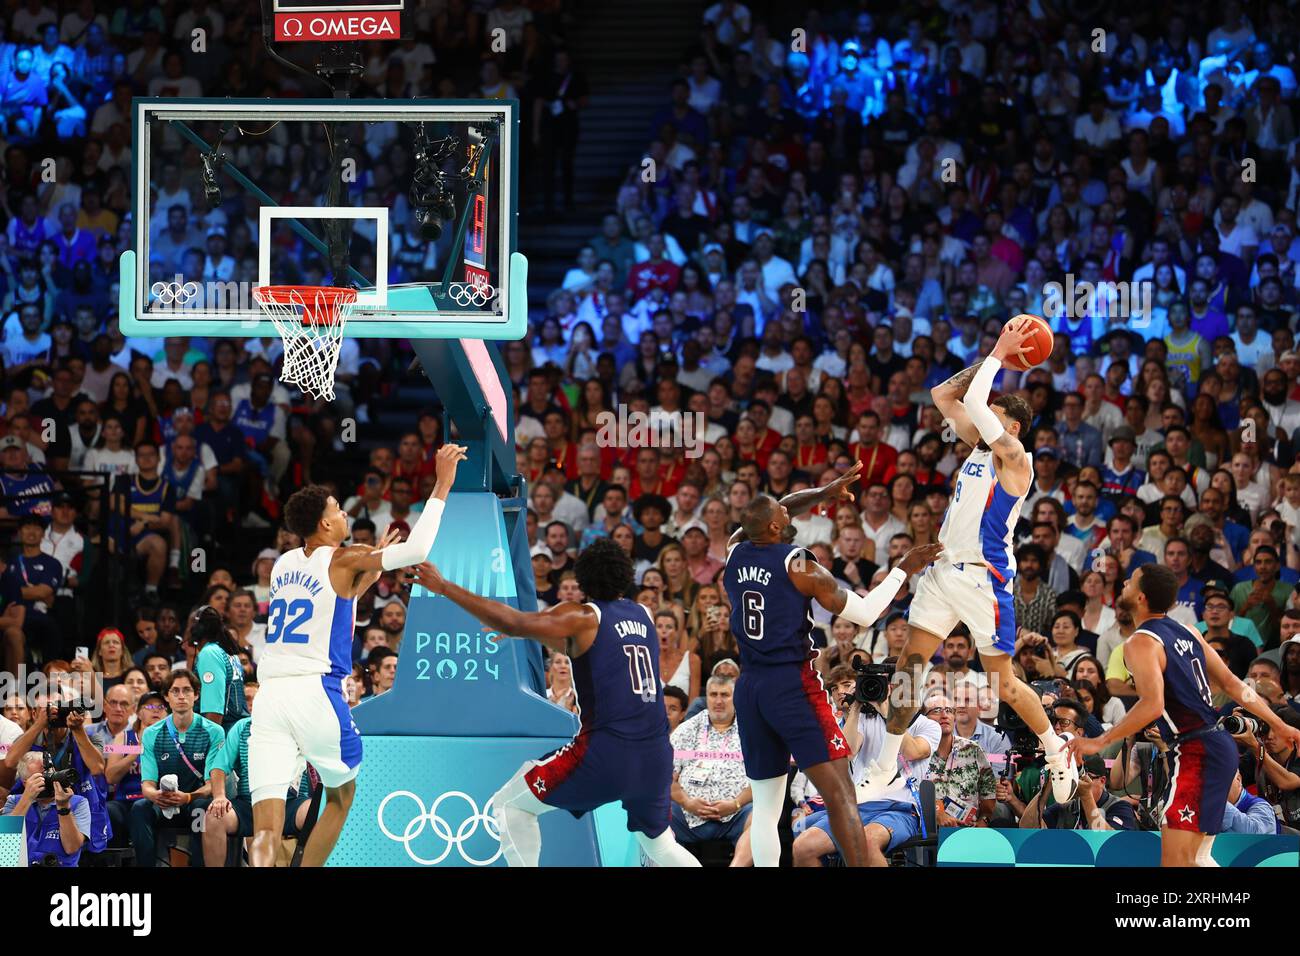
(259, 546, 356, 681)
(723, 540, 816, 666)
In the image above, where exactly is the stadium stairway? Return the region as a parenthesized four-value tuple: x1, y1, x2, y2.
(520, 0, 700, 314)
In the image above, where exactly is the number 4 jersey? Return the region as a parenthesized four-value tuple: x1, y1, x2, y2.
(259, 546, 355, 681)
(1131, 614, 1221, 739)
(723, 540, 815, 666)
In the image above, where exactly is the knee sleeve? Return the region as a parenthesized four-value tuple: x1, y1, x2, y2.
(634, 829, 702, 868)
(492, 764, 552, 868)
(748, 775, 787, 868)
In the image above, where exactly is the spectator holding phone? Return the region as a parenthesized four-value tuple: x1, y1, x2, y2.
(1, 750, 90, 865)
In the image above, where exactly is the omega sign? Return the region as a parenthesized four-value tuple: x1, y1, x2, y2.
(274, 11, 400, 41)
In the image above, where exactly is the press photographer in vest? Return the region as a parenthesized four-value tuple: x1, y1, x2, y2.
(0, 689, 109, 862)
(1, 750, 91, 865)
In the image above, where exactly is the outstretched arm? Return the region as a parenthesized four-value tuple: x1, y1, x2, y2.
(728, 460, 865, 546)
(414, 562, 600, 656)
(1196, 632, 1300, 752)
(789, 543, 943, 624)
(330, 445, 467, 587)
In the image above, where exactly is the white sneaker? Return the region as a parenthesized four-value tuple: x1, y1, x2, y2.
(241, 512, 273, 529)
(1044, 743, 1079, 803)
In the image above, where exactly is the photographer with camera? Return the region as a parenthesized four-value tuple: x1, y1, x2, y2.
(0, 690, 109, 862)
(1226, 704, 1300, 830)
(1, 750, 92, 865)
(1018, 747, 1138, 831)
(789, 657, 941, 866)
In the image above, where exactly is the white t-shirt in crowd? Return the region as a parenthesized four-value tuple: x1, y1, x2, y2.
(850, 709, 942, 803)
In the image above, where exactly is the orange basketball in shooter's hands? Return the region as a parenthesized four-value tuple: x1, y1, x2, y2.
(1001, 313, 1054, 371)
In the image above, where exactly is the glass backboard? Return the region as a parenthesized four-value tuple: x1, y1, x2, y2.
(119, 97, 525, 340)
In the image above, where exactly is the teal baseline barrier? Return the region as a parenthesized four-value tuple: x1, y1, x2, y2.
(937, 827, 1299, 867)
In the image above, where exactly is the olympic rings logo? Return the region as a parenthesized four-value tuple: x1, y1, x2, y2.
(377, 790, 502, 866)
(447, 282, 496, 308)
(151, 280, 202, 307)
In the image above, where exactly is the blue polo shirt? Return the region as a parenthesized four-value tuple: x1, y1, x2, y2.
(193, 420, 248, 467)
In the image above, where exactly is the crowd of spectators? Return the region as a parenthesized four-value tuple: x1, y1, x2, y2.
(0, 0, 574, 866)
(4, 0, 1300, 867)
(525, 0, 1300, 862)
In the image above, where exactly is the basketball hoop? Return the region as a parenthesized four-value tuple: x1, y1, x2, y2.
(253, 285, 358, 401)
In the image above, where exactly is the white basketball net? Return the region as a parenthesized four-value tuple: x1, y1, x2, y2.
(253, 286, 358, 401)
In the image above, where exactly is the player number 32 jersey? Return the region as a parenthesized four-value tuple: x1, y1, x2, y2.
(258, 546, 356, 681)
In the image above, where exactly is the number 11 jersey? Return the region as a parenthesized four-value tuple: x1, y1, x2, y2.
(572, 599, 668, 741)
(259, 546, 356, 681)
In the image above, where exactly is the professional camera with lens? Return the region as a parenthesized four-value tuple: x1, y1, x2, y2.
(1220, 713, 1265, 737)
(48, 698, 87, 729)
(850, 658, 893, 705)
(40, 753, 78, 799)
(995, 701, 1043, 765)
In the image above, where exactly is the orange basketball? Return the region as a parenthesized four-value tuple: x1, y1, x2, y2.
(1003, 314, 1054, 371)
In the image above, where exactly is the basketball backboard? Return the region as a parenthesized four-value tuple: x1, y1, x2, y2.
(119, 97, 525, 340)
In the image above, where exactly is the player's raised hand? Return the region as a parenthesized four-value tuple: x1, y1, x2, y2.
(825, 459, 864, 500)
(412, 561, 447, 594)
(377, 525, 404, 550)
(433, 444, 469, 492)
(990, 316, 1037, 367)
(897, 542, 943, 575)
(1064, 733, 1105, 760)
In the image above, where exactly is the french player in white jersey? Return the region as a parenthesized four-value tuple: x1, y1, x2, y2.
(860, 319, 1081, 804)
(246, 443, 468, 867)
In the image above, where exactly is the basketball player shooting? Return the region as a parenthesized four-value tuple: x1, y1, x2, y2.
(1066, 564, 1300, 866)
(246, 443, 468, 867)
(723, 463, 944, 867)
(861, 317, 1080, 804)
(414, 538, 702, 868)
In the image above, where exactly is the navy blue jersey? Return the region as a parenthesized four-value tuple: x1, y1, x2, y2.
(572, 599, 667, 741)
(723, 540, 815, 667)
(1132, 615, 1220, 738)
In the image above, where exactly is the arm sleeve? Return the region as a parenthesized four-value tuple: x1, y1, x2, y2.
(380, 497, 446, 570)
(963, 356, 1006, 445)
(837, 567, 908, 627)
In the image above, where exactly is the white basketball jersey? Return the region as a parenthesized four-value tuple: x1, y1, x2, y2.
(938, 447, 1028, 576)
(258, 546, 355, 681)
